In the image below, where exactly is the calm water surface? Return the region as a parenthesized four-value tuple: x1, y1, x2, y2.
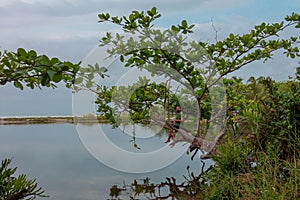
(0, 124, 210, 199)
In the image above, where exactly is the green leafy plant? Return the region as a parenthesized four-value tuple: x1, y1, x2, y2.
(93, 8, 300, 199)
(0, 158, 47, 200)
(0, 48, 80, 89)
(91, 7, 300, 158)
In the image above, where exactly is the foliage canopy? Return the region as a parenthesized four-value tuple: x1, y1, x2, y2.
(0, 48, 80, 90)
(93, 7, 300, 199)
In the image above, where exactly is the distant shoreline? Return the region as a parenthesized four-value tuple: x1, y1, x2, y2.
(0, 115, 109, 125)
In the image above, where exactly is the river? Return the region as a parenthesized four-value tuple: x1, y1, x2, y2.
(0, 123, 211, 199)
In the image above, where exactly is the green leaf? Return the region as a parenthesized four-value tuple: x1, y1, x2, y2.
(51, 57, 59, 65)
(100, 67, 107, 72)
(98, 13, 110, 21)
(75, 77, 83, 84)
(120, 55, 124, 62)
(150, 7, 157, 15)
(171, 25, 180, 32)
(181, 20, 188, 28)
(41, 73, 50, 86)
(229, 33, 235, 40)
(63, 61, 73, 69)
(38, 55, 51, 66)
(112, 16, 120, 23)
(47, 70, 56, 79)
(52, 72, 62, 83)
(86, 81, 93, 88)
(95, 63, 100, 71)
(17, 48, 27, 56)
(129, 13, 135, 22)
(60, 64, 69, 71)
(28, 50, 37, 58)
(14, 81, 23, 90)
(188, 24, 195, 29)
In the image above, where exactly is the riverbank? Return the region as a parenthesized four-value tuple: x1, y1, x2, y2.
(0, 115, 109, 125)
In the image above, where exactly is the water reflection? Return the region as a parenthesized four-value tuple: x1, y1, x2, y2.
(76, 123, 189, 173)
(0, 124, 212, 199)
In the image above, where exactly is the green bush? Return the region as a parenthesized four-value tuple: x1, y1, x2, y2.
(0, 158, 47, 200)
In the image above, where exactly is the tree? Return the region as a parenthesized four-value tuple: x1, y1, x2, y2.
(105, 69, 300, 200)
(85, 7, 300, 158)
(78, 8, 300, 199)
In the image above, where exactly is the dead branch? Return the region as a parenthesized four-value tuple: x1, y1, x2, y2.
(151, 115, 230, 159)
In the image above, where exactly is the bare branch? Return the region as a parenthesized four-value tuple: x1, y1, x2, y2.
(211, 17, 221, 42)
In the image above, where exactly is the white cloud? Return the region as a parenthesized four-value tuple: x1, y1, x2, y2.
(0, 0, 298, 76)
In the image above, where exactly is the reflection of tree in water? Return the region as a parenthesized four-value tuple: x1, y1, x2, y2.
(108, 160, 212, 200)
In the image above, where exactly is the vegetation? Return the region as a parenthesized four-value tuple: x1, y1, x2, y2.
(1, 6, 299, 200)
(0, 159, 47, 200)
(205, 74, 300, 200)
(0, 49, 81, 199)
(88, 7, 300, 158)
(89, 8, 300, 199)
(106, 71, 300, 200)
(0, 48, 80, 89)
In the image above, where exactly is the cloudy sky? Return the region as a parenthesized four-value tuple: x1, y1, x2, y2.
(0, 0, 299, 116)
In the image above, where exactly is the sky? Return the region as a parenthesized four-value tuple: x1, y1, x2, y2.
(0, 0, 299, 116)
